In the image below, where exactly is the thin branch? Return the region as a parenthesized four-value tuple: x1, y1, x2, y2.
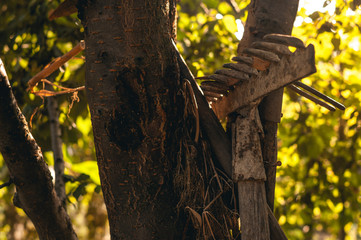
(0, 179, 13, 189)
(223, 0, 241, 15)
(49, 0, 78, 20)
(42, 78, 84, 91)
(28, 41, 85, 91)
(34, 86, 85, 97)
(47, 84, 67, 208)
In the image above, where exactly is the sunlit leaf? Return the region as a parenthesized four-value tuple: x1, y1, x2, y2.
(222, 15, 237, 33)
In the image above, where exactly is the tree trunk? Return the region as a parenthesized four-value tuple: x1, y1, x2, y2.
(76, 0, 301, 238)
(77, 0, 239, 238)
(78, 0, 189, 238)
(0, 0, 317, 239)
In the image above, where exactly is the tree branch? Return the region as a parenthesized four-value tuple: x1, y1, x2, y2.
(0, 179, 13, 189)
(47, 84, 67, 208)
(0, 59, 77, 240)
(27, 40, 85, 91)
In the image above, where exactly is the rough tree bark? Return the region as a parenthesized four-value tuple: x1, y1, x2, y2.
(0, 0, 303, 239)
(76, 0, 301, 238)
(77, 0, 195, 238)
(0, 59, 77, 239)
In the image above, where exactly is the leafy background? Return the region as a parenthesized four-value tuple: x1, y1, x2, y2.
(0, 0, 360, 239)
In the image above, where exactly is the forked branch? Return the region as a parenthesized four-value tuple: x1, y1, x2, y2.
(0, 59, 77, 240)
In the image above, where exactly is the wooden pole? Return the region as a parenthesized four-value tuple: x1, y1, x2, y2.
(237, 0, 300, 214)
(232, 106, 270, 239)
(232, 1, 299, 239)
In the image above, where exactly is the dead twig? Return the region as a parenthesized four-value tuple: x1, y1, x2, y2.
(202, 211, 217, 240)
(30, 79, 85, 127)
(48, 0, 78, 20)
(28, 41, 85, 91)
(184, 79, 200, 143)
(33, 85, 85, 97)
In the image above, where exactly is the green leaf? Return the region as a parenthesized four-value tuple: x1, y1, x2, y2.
(222, 15, 237, 33)
(218, 2, 232, 15)
(75, 173, 90, 182)
(72, 161, 100, 185)
(203, 0, 218, 9)
(73, 182, 88, 200)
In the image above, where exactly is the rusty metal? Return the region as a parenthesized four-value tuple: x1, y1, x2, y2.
(203, 90, 223, 99)
(211, 45, 316, 119)
(196, 34, 344, 119)
(223, 63, 259, 75)
(288, 85, 336, 111)
(293, 81, 345, 110)
(264, 33, 306, 48)
(231, 56, 254, 65)
(243, 48, 281, 63)
(201, 84, 228, 95)
(201, 81, 230, 91)
(196, 74, 235, 85)
(251, 41, 292, 56)
(215, 69, 251, 81)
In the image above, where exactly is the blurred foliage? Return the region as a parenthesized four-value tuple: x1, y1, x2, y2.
(0, 0, 106, 239)
(277, 1, 361, 239)
(177, 0, 249, 79)
(0, 0, 360, 239)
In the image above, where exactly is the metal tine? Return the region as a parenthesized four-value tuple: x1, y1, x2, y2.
(196, 74, 240, 86)
(243, 48, 280, 63)
(293, 81, 345, 110)
(201, 80, 230, 91)
(205, 96, 217, 102)
(263, 34, 306, 49)
(223, 63, 259, 76)
(201, 84, 228, 95)
(232, 56, 254, 66)
(288, 84, 336, 111)
(196, 75, 227, 83)
(251, 41, 292, 56)
(203, 90, 223, 99)
(215, 69, 251, 81)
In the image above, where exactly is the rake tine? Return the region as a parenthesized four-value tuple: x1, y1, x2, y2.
(263, 34, 306, 49)
(288, 84, 336, 111)
(293, 81, 345, 110)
